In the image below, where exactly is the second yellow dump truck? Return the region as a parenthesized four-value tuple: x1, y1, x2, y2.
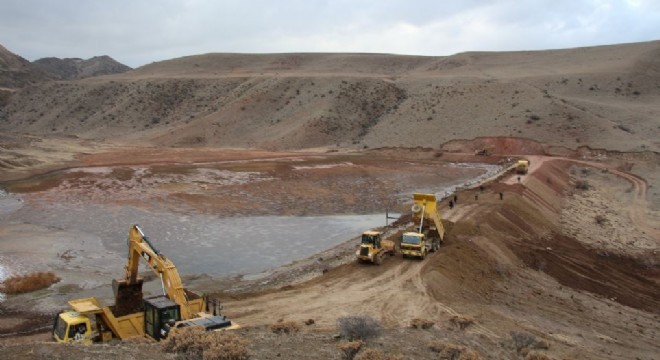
(400, 193, 445, 259)
(356, 231, 396, 265)
(516, 159, 530, 174)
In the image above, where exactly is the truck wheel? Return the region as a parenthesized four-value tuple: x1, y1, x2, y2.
(375, 253, 383, 265)
(420, 250, 426, 260)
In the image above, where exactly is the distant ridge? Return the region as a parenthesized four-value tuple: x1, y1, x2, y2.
(33, 55, 131, 80)
(0, 43, 51, 89)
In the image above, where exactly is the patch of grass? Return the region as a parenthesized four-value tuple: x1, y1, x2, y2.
(337, 315, 382, 341)
(0, 272, 61, 294)
(410, 318, 435, 329)
(594, 214, 607, 225)
(270, 320, 301, 334)
(162, 325, 249, 360)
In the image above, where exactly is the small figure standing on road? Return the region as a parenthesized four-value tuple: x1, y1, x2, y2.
(453, 195, 458, 204)
(474, 194, 478, 201)
(479, 185, 484, 192)
(449, 200, 454, 209)
(499, 192, 504, 200)
(517, 176, 521, 183)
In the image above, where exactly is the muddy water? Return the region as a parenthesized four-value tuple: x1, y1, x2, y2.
(2, 202, 384, 275)
(0, 161, 504, 277)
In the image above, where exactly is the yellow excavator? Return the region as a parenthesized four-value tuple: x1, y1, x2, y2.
(356, 231, 396, 265)
(400, 193, 445, 259)
(53, 225, 237, 344)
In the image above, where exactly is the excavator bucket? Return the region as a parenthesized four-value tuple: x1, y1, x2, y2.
(112, 278, 144, 317)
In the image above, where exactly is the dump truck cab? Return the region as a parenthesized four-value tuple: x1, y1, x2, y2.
(53, 311, 94, 345)
(400, 231, 428, 259)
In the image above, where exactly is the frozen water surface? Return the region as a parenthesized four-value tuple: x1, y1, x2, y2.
(4, 202, 383, 275)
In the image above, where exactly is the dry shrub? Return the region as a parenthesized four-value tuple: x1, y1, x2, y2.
(574, 179, 589, 190)
(0, 272, 60, 294)
(270, 320, 300, 334)
(410, 318, 435, 329)
(594, 214, 607, 225)
(337, 315, 381, 340)
(428, 341, 483, 360)
(355, 348, 403, 360)
(338, 340, 363, 360)
(510, 331, 549, 353)
(304, 318, 315, 326)
(162, 326, 207, 357)
(450, 315, 475, 330)
(162, 325, 249, 360)
(525, 351, 555, 360)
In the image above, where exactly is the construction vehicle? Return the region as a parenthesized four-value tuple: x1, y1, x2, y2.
(400, 193, 445, 259)
(516, 159, 530, 174)
(356, 231, 396, 265)
(53, 224, 236, 344)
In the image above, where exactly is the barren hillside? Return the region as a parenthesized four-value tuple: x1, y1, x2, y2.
(1, 41, 659, 152)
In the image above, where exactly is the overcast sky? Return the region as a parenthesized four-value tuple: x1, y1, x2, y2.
(1, 0, 659, 68)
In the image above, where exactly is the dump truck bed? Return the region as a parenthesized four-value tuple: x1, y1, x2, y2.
(69, 297, 104, 314)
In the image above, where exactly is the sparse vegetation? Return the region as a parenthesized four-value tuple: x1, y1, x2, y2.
(450, 315, 475, 330)
(338, 340, 364, 360)
(510, 331, 549, 353)
(595, 214, 607, 225)
(337, 315, 382, 340)
(162, 326, 249, 360)
(0, 271, 60, 294)
(525, 351, 555, 360)
(355, 348, 403, 360)
(428, 340, 483, 360)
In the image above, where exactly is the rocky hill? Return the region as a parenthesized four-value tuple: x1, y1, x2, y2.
(1, 40, 659, 152)
(0, 44, 51, 90)
(32, 55, 131, 80)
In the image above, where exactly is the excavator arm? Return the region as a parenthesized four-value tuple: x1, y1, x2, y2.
(114, 225, 202, 320)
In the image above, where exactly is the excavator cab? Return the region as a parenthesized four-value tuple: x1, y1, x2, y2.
(144, 295, 181, 341)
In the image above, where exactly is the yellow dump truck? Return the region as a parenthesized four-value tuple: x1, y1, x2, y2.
(516, 159, 530, 174)
(356, 231, 396, 265)
(53, 225, 236, 344)
(400, 193, 445, 259)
